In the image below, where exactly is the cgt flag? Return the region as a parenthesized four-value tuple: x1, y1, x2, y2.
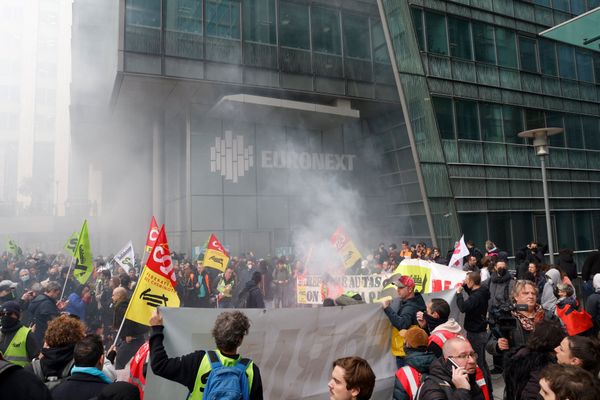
(64, 232, 79, 257)
(203, 234, 230, 272)
(6, 238, 22, 256)
(73, 220, 94, 284)
(448, 235, 469, 269)
(330, 226, 362, 269)
(145, 216, 160, 253)
(125, 226, 180, 326)
(113, 241, 135, 274)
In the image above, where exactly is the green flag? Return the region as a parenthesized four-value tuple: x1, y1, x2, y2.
(64, 232, 79, 257)
(6, 238, 22, 256)
(73, 220, 93, 284)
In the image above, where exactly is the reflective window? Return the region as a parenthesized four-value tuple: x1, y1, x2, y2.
(206, 0, 240, 38)
(546, 112, 566, 147)
(571, 0, 586, 14)
(583, 117, 600, 150)
(371, 21, 389, 63)
(448, 16, 472, 60)
(565, 115, 584, 149)
(503, 105, 524, 143)
(432, 97, 455, 139)
(411, 7, 424, 51)
(459, 213, 488, 246)
(534, 0, 551, 5)
(575, 50, 594, 82)
(311, 7, 341, 54)
(519, 36, 538, 73)
(558, 44, 576, 79)
(343, 13, 370, 59)
(425, 12, 448, 55)
(472, 22, 495, 64)
(539, 39, 557, 76)
(126, 0, 161, 27)
(243, 0, 276, 44)
(552, 0, 570, 12)
(525, 109, 545, 130)
(480, 103, 503, 142)
(455, 99, 480, 140)
(165, 0, 202, 33)
(495, 27, 517, 69)
(279, 1, 309, 49)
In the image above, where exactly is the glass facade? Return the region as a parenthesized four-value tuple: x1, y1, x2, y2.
(122, 0, 600, 259)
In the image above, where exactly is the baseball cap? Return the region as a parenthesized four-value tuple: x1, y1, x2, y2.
(0, 280, 18, 291)
(394, 275, 415, 289)
(0, 301, 20, 315)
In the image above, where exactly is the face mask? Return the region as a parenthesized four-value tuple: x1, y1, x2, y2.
(424, 313, 443, 330)
(498, 268, 507, 276)
(0, 316, 18, 330)
(20, 275, 30, 282)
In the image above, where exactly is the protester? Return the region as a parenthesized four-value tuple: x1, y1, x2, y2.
(581, 249, 600, 298)
(539, 364, 600, 400)
(272, 259, 290, 308)
(585, 273, 600, 334)
(0, 279, 18, 305)
(29, 281, 66, 346)
(419, 300, 464, 358)
(128, 342, 149, 399)
(65, 284, 90, 320)
(149, 309, 263, 399)
(215, 267, 236, 308)
(455, 271, 491, 393)
(51, 334, 112, 399)
(382, 276, 426, 368)
(393, 327, 436, 400)
(524, 262, 545, 302)
(96, 381, 141, 400)
(502, 319, 565, 400)
(0, 301, 38, 366)
(541, 268, 563, 313)
(418, 337, 488, 400)
(329, 356, 376, 400)
(238, 271, 265, 309)
(111, 286, 147, 369)
(554, 335, 600, 376)
(0, 351, 53, 400)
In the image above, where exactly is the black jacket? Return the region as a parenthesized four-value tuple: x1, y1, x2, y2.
(28, 293, 59, 345)
(239, 280, 265, 309)
(0, 361, 53, 400)
(503, 347, 554, 400)
(51, 372, 109, 400)
(586, 292, 600, 334)
(384, 292, 427, 330)
(418, 358, 486, 400)
(149, 325, 263, 399)
(582, 251, 600, 281)
(25, 344, 75, 378)
(113, 300, 148, 339)
(558, 252, 577, 281)
(456, 286, 489, 333)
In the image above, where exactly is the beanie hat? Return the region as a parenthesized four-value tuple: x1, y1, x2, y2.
(593, 273, 600, 291)
(402, 326, 429, 349)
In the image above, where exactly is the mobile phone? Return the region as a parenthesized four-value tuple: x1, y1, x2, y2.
(448, 357, 461, 370)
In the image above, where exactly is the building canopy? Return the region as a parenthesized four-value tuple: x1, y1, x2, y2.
(540, 7, 600, 52)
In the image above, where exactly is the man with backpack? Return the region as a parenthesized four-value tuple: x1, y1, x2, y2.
(0, 301, 38, 366)
(149, 309, 263, 399)
(0, 350, 52, 400)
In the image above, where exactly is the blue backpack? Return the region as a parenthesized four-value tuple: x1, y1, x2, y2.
(203, 351, 251, 400)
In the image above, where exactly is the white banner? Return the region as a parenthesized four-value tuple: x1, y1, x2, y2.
(113, 241, 135, 273)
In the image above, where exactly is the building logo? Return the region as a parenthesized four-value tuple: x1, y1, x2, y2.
(210, 131, 254, 183)
(210, 132, 356, 183)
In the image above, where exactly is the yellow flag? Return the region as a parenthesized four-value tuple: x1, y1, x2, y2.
(202, 234, 230, 272)
(125, 226, 180, 326)
(330, 227, 363, 269)
(73, 220, 93, 284)
(64, 232, 79, 257)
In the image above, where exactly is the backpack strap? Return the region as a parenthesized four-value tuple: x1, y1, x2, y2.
(31, 358, 44, 380)
(0, 359, 20, 376)
(207, 350, 223, 369)
(61, 359, 75, 377)
(235, 358, 250, 373)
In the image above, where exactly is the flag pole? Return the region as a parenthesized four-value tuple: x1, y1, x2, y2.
(111, 315, 127, 350)
(60, 256, 75, 299)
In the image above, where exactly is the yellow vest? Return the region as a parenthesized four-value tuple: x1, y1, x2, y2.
(188, 350, 254, 400)
(3, 326, 31, 366)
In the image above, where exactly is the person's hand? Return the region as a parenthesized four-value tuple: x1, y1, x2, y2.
(149, 309, 163, 326)
(451, 366, 470, 390)
(56, 300, 68, 310)
(416, 311, 427, 328)
(456, 285, 463, 294)
(21, 291, 34, 301)
(195, 282, 200, 288)
(498, 338, 509, 351)
(381, 299, 391, 309)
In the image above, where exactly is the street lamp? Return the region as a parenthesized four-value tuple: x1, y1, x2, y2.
(517, 127, 564, 265)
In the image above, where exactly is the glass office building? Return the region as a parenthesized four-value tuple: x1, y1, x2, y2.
(114, 0, 600, 258)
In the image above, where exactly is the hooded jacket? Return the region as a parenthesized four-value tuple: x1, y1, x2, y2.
(384, 292, 427, 331)
(541, 268, 561, 313)
(428, 320, 464, 358)
(25, 344, 74, 378)
(28, 293, 59, 345)
(485, 271, 515, 316)
(239, 280, 265, 309)
(393, 349, 437, 400)
(418, 358, 486, 400)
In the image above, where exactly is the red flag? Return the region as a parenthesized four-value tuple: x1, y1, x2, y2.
(145, 226, 177, 286)
(203, 234, 230, 272)
(145, 216, 160, 253)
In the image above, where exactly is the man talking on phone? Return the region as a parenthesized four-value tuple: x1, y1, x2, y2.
(417, 337, 489, 400)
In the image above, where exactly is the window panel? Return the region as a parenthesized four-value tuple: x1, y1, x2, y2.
(558, 44, 576, 79)
(311, 7, 341, 54)
(343, 13, 370, 59)
(166, 0, 202, 33)
(279, 1, 309, 49)
(539, 39, 557, 76)
(126, 0, 161, 27)
(556, 212, 575, 250)
(583, 117, 600, 150)
(564, 115, 584, 149)
(575, 212, 593, 251)
(425, 12, 448, 56)
(472, 22, 495, 64)
(570, 0, 586, 14)
(206, 0, 240, 39)
(432, 97, 455, 139)
(495, 27, 517, 69)
(411, 7, 424, 51)
(459, 213, 488, 246)
(243, 0, 276, 44)
(503, 105, 524, 144)
(519, 36, 538, 73)
(552, 0, 570, 12)
(448, 16, 472, 60)
(546, 112, 565, 147)
(455, 99, 480, 140)
(575, 50, 594, 83)
(480, 103, 503, 142)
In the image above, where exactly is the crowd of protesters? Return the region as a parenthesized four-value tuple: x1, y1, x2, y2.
(0, 237, 600, 399)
